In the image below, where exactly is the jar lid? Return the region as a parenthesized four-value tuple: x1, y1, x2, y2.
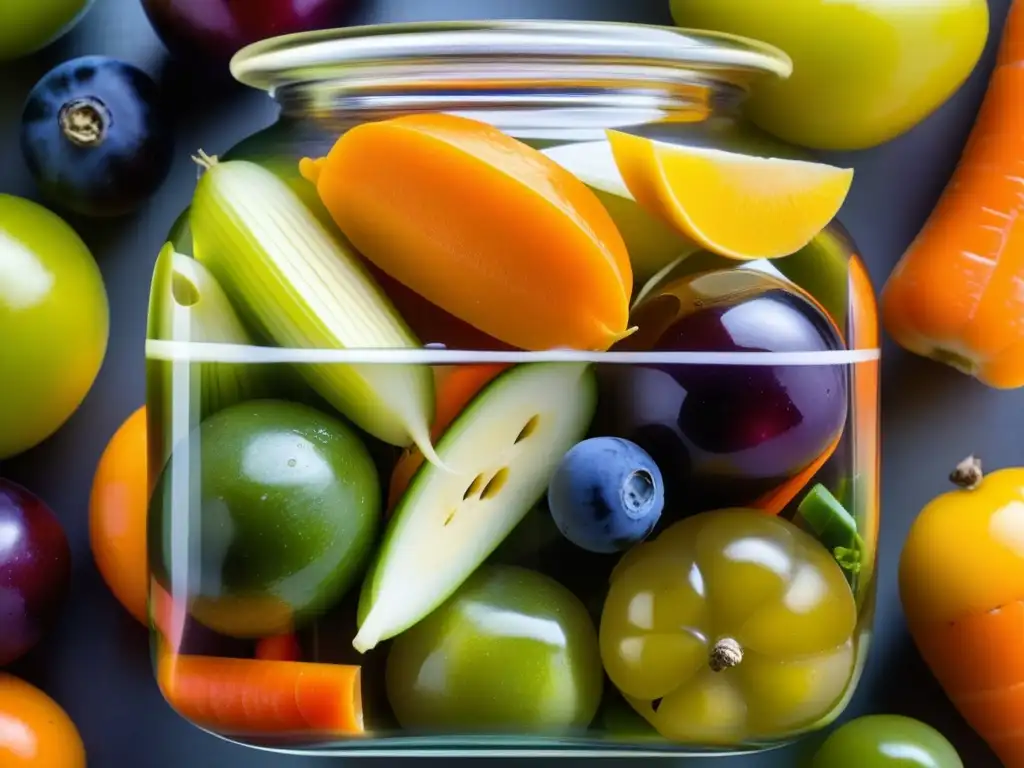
(230, 20, 792, 95)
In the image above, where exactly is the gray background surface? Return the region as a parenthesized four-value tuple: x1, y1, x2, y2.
(0, 0, 1018, 765)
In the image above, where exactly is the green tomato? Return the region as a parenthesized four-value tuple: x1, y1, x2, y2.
(670, 0, 989, 150)
(0, 0, 93, 61)
(810, 715, 963, 767)
(149, 399, 381, 638)
(385, 564, 604, 733)
(0, 195, 108, 460)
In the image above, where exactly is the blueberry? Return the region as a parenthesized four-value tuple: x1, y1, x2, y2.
(20, 56, 174, 218)
(547, 437, 665, 554)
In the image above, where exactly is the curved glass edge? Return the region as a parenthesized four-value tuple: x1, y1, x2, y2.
(228, 19, 793, 94)
(205, 732, 793, 759)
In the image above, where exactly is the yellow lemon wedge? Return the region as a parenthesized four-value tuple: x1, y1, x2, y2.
(606, 130, 854, 261)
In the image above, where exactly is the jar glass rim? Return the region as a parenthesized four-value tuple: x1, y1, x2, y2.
(229, 19, 793, 94)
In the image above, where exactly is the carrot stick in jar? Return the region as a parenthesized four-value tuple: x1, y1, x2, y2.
(157, 649, 364, 737)
(255, 633, 302, 662)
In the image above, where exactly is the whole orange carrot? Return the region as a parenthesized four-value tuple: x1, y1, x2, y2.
(882, 0, 1024, 388)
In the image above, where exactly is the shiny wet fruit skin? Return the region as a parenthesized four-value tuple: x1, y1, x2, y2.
(0, 480, 71, 666)
(669, 0, 989, 151)
(810, 715, 963, 767)
(0, 674, 85, 767)
(600, 508, 858, 743)
(89, 406, 150, 625)
(548, 437, 665, 554)
(386, 564, 604, 733)
(20, 56, 174, 218)
(598, 268, 848, 516)
(149, 400, 381, 639)
(0, 0, 93, 62)
(141, 0, 360, 65)
(0, 194, 108, 460)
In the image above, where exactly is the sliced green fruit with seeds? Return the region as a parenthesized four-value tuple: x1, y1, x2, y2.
(353, 362, 598, 653)
(146, 242, 276, 471)
(188, 152, 438, 461)
(541, 140, 698, 287)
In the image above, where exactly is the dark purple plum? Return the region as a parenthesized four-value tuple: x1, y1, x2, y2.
(141, 0, 362, 67)
(20, 56, 174, 218)
(0, 480, 71, 665)
(595, 268, 849, 517)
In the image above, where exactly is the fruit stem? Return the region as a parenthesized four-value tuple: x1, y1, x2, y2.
(191, 149, 219, 172)
(299, 157, 326, 186)
(950, 455, 983, 490)
(59, 97, 110, 148)
(709, 637, 743, 672)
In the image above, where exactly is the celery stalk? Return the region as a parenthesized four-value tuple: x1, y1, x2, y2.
(188, 153, 438, 461)
(168, 206, 192, 255)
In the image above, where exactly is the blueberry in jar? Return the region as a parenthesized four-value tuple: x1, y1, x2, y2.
(20, 56, 174, 218)
(548, 437, 665, 554)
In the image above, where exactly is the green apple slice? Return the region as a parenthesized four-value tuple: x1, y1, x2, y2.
(353, 362, 598, 653)
(541, 140, 698, 286)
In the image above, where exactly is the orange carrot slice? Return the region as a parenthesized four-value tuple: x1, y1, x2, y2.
(387, 363, 510, 512)
(753, 434, 841, 516)
(255, 634, 302, 662)
(300, 113, 634, 352)
(849, 256, 880, 555)
(157, 650, 363, 737)
(755, 257, 877, 519)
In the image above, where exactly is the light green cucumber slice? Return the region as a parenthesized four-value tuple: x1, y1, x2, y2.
(146, 242, 277, 471)
(542, 140, 698, 286)
(189, 153, 438, 461)
(353, 362, 598, 653)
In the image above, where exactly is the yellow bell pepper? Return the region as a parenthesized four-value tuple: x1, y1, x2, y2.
(599, 508, 857, 745)
(900, 456, 1024, 768)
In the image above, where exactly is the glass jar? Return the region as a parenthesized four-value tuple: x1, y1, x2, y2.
(146, 20, 880, 758)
